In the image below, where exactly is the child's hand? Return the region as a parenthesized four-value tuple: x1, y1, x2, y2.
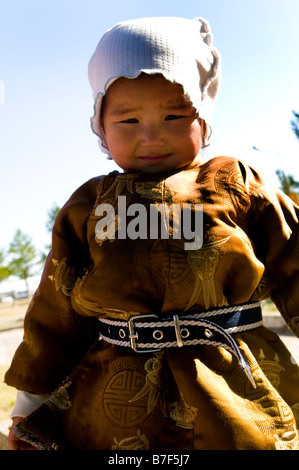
(9, 417, 38, 450)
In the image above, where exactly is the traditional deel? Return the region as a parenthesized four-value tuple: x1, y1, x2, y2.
(5, 156, 299, 450)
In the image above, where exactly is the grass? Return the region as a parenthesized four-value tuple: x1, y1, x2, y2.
(0, 298, 29, 332)
(260, 299, 278, 314)
(0, 365, 17, 422)
(0, 299, 29, 423)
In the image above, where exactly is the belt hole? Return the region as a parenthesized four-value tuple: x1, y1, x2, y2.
(204, 328, 213, 338)
(119, 329, 126, 339)
(153, 330, 164, 341)
(181, 328, 190, 339)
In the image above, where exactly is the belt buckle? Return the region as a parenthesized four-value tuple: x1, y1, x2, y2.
(128, 314, 159, 353)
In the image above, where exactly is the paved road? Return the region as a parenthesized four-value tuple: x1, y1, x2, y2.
(0, 328, 23, 366)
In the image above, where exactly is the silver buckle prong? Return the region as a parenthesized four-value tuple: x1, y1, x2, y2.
(173, 315, 184, 347)
(128, 314, 159, 353)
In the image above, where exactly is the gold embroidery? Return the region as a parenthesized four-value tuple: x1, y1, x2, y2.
(46, 381, 72, 411)
(135, 181, 173, 202)
(186, 237, 230, 310)
(99, 363, 147, 427)
(255, 350, 299, 449)
(91, 355, 166, 448)
(101, 173, 137, 199)
(258, 349, 285, 388)
(50, 258, 77, 296)
(102, 308, 142, 321)
(112, 430, 149, 450)
(129, 352, 167, 416)
(133, 239, 188, 297)
(291, 403, 299, 426)
(91, 174, 140, 246)
(229, 355, 299, 448)
(274, 432, 299, 450)
(95, 215, 120, 246)
(71, 280, 106, 316)
(169, 397, 198, 429)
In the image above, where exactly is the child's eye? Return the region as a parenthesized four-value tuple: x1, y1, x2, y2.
(121, 118, 139, 123)
(165, 115, 184, 121)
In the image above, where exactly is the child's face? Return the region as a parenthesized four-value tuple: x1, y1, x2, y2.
(101, 74, 204, 173)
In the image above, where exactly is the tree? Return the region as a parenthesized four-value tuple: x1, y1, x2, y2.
(8, 229, 38, 292)
(0, 249, 10, 284)
(40, 203, 61, 263)
(291, 110, 299, 140)
(45, 203, 60, 234)
(276, 169, 299, 195)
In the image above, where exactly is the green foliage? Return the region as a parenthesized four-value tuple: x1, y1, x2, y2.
(0, 365, 17, 421)
(8, 229, 38, 290)
(40, 202, 61, 263)
(0, 203, 61, 289)
(0, 249, 10, 283)
(276, 169, 299, 195)
(291, 110, 299, 140)
(45, 203, 60, 234)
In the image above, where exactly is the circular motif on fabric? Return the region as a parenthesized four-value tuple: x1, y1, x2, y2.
(91, 356, 148, 430)
(91, 355, 167, 447)
(102, 368, 147, 426)
(228, 358, 298, 446)
(133, 239, 193, 300)
(16, 316, 45, 363)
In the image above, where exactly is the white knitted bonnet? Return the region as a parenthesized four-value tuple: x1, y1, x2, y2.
(88, 16, 221, 154)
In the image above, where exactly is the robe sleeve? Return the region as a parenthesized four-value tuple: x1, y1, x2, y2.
(5, 177, 102, 393)
(240, 160, 299, 338)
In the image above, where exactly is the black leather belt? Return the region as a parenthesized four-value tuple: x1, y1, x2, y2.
(98, 302, 263, 388)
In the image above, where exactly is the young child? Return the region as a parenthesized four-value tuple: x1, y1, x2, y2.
(5, 16, 299, 450)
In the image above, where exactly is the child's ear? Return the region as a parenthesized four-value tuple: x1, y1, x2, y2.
(200, 118, 207, 133)
(99, 96, 109, 150)
(99, 131, 113, 159)
(100, 129, 109, 150)
(198, 118, 208, 147)
(99, 119, 109, 151)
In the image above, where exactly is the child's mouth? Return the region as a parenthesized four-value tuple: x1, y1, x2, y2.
(139, 154, 171, 163)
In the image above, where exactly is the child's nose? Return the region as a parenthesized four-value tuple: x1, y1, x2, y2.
(140, 124, 165, 147)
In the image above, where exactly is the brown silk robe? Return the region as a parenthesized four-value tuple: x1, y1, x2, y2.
(5, 156, 299, 450)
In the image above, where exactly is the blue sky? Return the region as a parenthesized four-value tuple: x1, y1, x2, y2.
(1, 0, 299, 276)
